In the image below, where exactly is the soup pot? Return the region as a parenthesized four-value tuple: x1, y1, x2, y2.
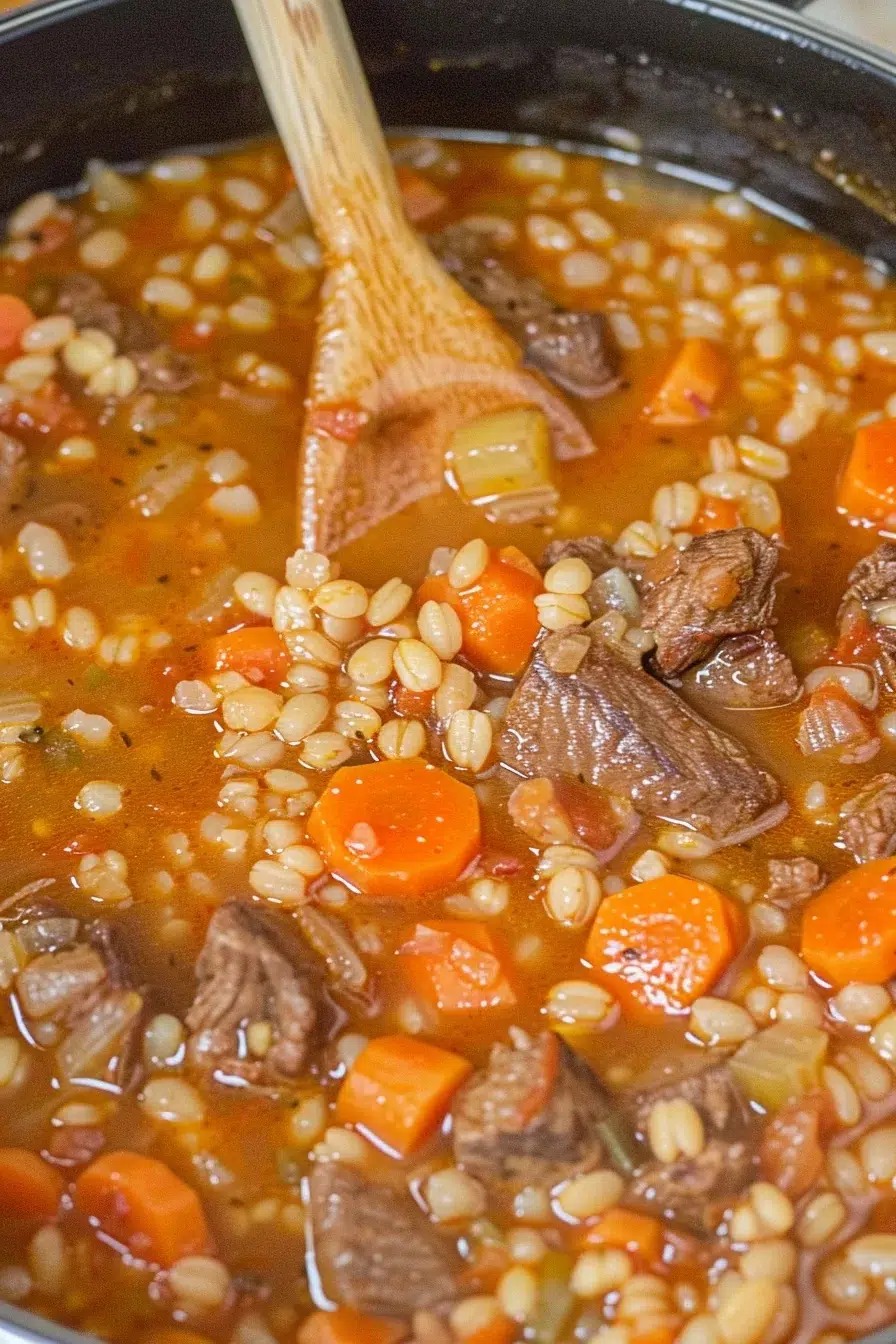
(0, 0, 894, 1341)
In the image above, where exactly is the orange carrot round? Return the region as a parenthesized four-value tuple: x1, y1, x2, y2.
(690, 496, 742, 534)
(300, 1308, 407, 1344)
(203, 625, 290, 688)
(645, 338, 727, 426)
(584, 875, 740, 1021)
(0, 1148, 63, 1221)
(75, 1150, 212, 1267)
(307, 759, 481, 898)
(0, 294, 35, 356)
(837, 418, 896, 522)
(336, 1034, 472, 1155)
(418, 545, 542, 676)
(801, 857, 896, 987)
(400, 919, 517, 1013)
(583, 1207, 663, 1262)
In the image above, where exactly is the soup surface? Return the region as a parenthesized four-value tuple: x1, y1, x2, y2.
(0, 135, 894, 1344)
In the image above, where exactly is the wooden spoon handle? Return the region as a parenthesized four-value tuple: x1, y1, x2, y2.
(231, 0, 407, 257)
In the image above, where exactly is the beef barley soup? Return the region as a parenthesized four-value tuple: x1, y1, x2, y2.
(0, 134, 894, 1344)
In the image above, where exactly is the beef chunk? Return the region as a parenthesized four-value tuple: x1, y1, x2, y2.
(185, 901, 322, 1085)
(765, 857, 825, 907)
(55, 273, 196, 394)
(452, 1030, 633, 1188)
(13, 912, 142, 1088)
(838, 544, 896, 688)
(0, 431, 30, 520)
(623, 1054, 757, 1231)
(839, 773, 896, 863)
(433, 225, 620, 400)
(797, 684, 879, 764)
(639, 530, 781, 678)
(309, 1162, 460, 1318)
(499, 626, 784, 844)
(688, 630, 799, 709)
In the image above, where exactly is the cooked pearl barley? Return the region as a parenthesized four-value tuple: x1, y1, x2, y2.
(817, 1257, 870, 1312)
(544, 866, 601, 928)
(288, 1093, 327, 1147)
(58, 435, 97, 464)
(544, 557, 592, 595)
(285, 549, 332, 590)
(285, 630, 342, 668)
(143, 1013, 185, 1067)
(448, 539, 489, 590)
(690, 997, 755, 1047)
(191, 242, 232, 285)
(77, 850, 130, 903)
(870, 1010, 896, 1063)
(62, 331, 114, 377)
(468, 877, 509, 917)
(846, 1234, 896, 1278)
(435, 663, 476, 721)
(556, 1170, 624, 1220)
(740, 1240, 797, 1284)
(560, 250, 612, 288)
(418, 600, 463, 660)
(141, 275, 195, 313)
(797, 1192, 846, 1248)
(79, 227, 129, 269)
(753, 320, 791, 362)
(345, 639, 393, 687)
(546, 979, 615, 1026)
(248, 860, 307, 904)
(570, 208, 616, 244)
(86, 354, 139, 399)
(862, 331, 896, 364)
(76, 780, 123, 818)
(535, 591, 591, 630)
(652, 481, 700, 529)
(141, 1076, 206, 1125)
(509, 147, 566, 181)
(61, 710, 114, 746)
(169, 1256, 231, 1310)
(206, 449, 248, 484)
(366, 577, 412, 626)
(445, 709, 492, 772)
(274, 693, 329, 744)
(737, 435, 790, 481)
(507, 1229, 547, 1265)
(451, 1297, 503, 1339)
(832, 982, 891, 1027)
(207, 484, 261, 521)
(648, 1098, 705, 1163)
(4, 354, 56, 393)
(757, 945, 809, 992)
(222, 686, 282, 732)
(333, 700, 381, 742)
(394, 638, 442, 692)
(222, 176, 269, 212)
(425, 1168, 487, 1221)
(497, 1266, 538, 1323)
(21, 315, 75, 353)
(823, 1065, 862, 1127)
(8, 191, 56, 237)
(233, 571, 278, 618)
(716, 1278, 779, 1344)
(571, 1248, 633, 1298)
(273, 584, 314, 633)
(300, 731, 352, 770)
(629, 849, 668, 883)
(836, 1045, 891, 1101)
(858, 1125, 896, 1183)
(313, 579, 369, 620)
(377, 717, 425, 759)
(228, 295, 275, 332)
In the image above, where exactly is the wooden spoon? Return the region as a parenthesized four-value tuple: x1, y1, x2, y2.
(231, 0, 595, 554)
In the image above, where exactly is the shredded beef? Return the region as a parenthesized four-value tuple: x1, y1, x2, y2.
(765, 857, 825, 907)
(623, 1054, 757, 1232)
(452, 1030, 633, 1188)
(838, 544, 896, 688)
(432, 225, 620, 400)
(185, 901, 323, 1085)
(690, 630, 800, 709)
(639, 529, 782, 678)
(309, 1162, 460, 1318)
(499, 626, 784, 844)
(55, 273, 196, 394)
(839, 773, 896, 863)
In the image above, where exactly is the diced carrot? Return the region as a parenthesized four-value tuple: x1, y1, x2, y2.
(203, 625, 290, 688)
(417, 545, 542, 676)
(0, 294, 34, 356)
(395, 165, 449, 224)
(307, 759, 481, 899)
(336, 1034, 472, 1155)
(645, 338, 727, 426)
(584, 875, 740, 1021)
(833, 608, 881, 665)
(801, 857, 896, 987)
(837, 418, 896, 522)
(75, 1150, 212, 1267)
(171, 320, 216, 351)
(632, 1328, 677, 1344)
(299, 1309, 406, 1344)
(690, 496, 741, 534)
(0, 1148, 64, 1221)
(583, 1208, 664, 1262)
(400, 919, 517, 1013)
(462, 1317, 517, 1344)
(390, 681, 434, 718)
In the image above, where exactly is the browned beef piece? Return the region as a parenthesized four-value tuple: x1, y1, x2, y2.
(185, 901, 322, 1085)
(13, 912, 142, 1089)
(433, 225, 620, 400)
(55, 273, 196, 394)
(688, 629, 799, 709)
(499, 627, 784, 843)
(638, 529, 782, 678)
(309, 1162, 460, 1318)
(838, 544, 896, 688)
(0, 431, 30, 520)
(452, 1030, 635, 1188)
(765, 857, 825, 907)
(839, 773, 896, 862)
(623, 1054, 757, 1232)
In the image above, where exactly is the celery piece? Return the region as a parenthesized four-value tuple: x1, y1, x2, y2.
(448, 406, 557, 521)
(730, 1022, 828, 1112)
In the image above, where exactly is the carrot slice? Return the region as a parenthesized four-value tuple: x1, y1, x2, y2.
(75, 1150, 212, 1267)
(307, 759, 481, 899)
(0, 1148, 64, 1221)
(400, 919, 517, 1013)
(801, 857, 896, 987)
(463, 1318, 517, 1344)
(584, 875, 740, 1021)
(837, 418, 896, 522)
(632, 1328, 677, 1344)
(0, 294, 34, 356)
(203, 625, 290, 688)
(645, 338, 727, 426)
(395, 165, 449, 224)
(299, 1309, 406, 1344)
(417, 545, 542, 676)
(690, 496, 742, 534)
(336, 1034, 472, 1155)
(582, 1207, 663, 1262)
